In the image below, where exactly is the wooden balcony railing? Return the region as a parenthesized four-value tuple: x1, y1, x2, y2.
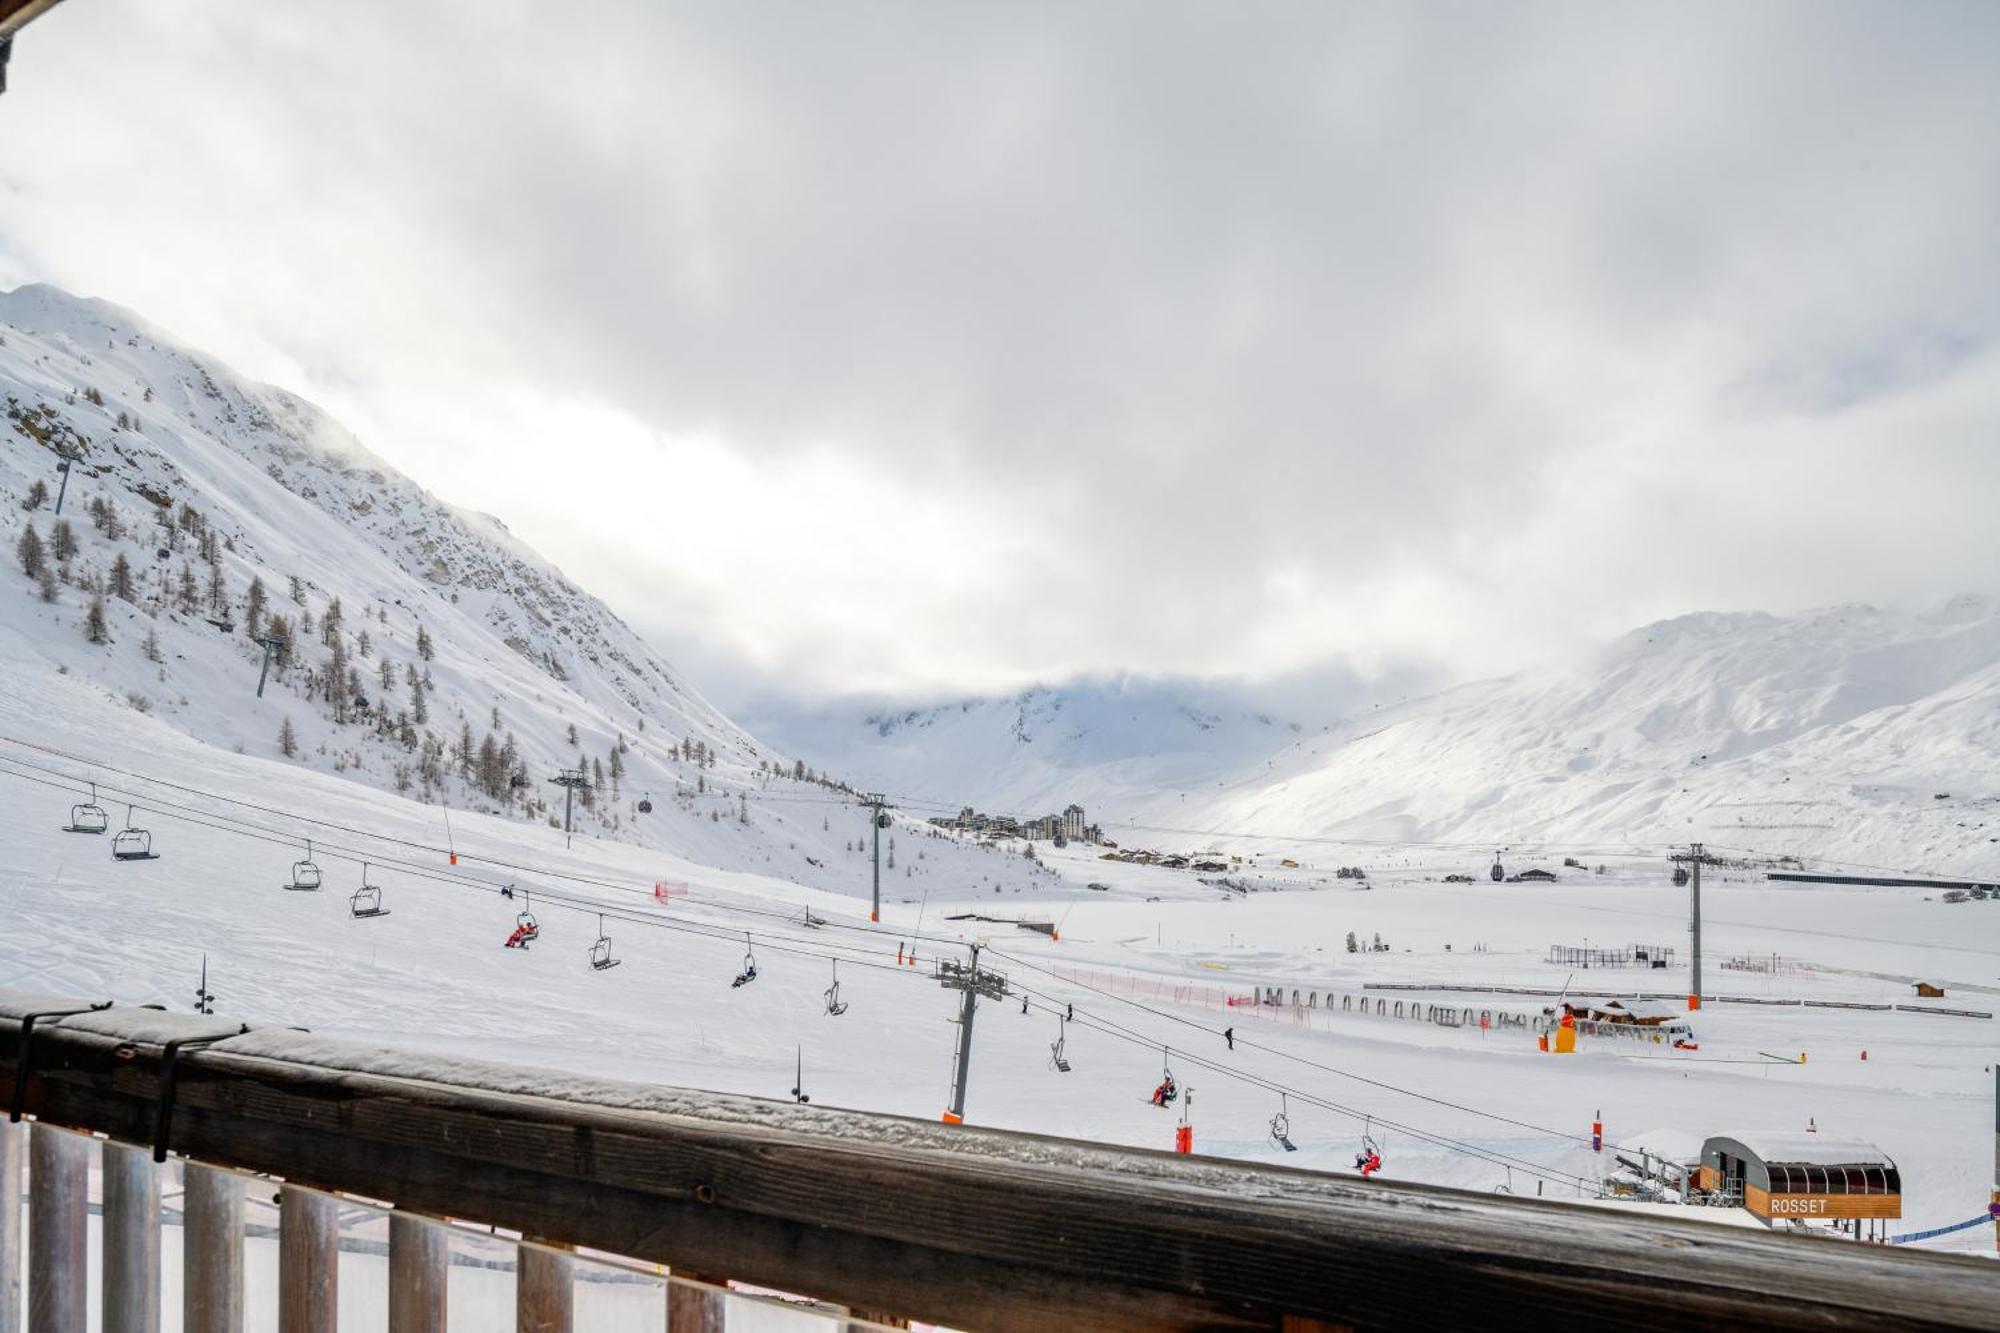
(3, 988, 1997, 1331)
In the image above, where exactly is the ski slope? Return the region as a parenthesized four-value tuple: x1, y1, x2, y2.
(1, 659, 1993, 1255)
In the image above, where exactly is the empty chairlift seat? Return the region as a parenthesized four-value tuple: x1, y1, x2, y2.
(111, 807, 158, 861)
(64, 786, 108, 834)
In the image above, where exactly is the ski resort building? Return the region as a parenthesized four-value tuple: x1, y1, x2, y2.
(1698, 1133, 1902, 1239)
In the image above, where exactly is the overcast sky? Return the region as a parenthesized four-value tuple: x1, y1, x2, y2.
(4, 1, 1996, 712)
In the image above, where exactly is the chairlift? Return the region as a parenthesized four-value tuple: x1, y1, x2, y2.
(637, 792, 653, 814)
(824, 960, 848, 1016)
(587, 913, 620, 971)
(284, 840, 323, 892)
(1270, 1094, 1296, 1152)
(64, 784, 108, 834)
(349, 863, 389, 919)
(731, 932, 758, 988)
(1050, 1016, 1071, 1073)
(1150, 1050, 1178, 1107)
(112, 806, 159, 861)
(790, 1046, 810, 1104)
(505, 888, 540, 948)
(801, 909, 826, 930)
(1353, 1117, 1384, 1176)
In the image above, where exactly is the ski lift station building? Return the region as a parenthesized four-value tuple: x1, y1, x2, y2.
(1698, 1133, 1901, 1237)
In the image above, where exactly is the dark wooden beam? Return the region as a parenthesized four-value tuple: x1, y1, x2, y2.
(0, 0, 67, 41)
(3, 1001, 1997, 1332)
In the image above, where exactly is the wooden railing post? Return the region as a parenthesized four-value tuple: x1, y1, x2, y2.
(279, 1187, 338, 1333)
(389, 1212, 447, 1333)
(516, 1240, 572, 1333)
(26, 1125, 86, 1333)
(101, 1141, 160, 1333)
(666, 1272, 726, 1332)
(182, 1164, 243, 1333)
(0, 1118, 21, 1333)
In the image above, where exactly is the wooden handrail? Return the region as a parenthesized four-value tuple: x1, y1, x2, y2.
(3, 991, 1996, 1331)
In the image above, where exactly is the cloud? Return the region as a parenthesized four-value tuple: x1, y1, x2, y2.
(3, 0, 1996, 708)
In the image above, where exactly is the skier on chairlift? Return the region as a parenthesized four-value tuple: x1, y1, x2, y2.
(504, 921, 535, 949)
(1151, 1073, 1179, 1107)
(1354, 1146, 1383, 1177)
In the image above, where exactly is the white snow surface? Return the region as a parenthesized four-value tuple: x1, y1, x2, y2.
(1, 284, 1994, 1264)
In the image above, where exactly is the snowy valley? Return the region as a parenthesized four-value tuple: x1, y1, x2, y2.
(1, 282, 1995, 1296)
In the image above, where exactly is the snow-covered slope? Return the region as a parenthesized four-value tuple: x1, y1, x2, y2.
(1205, 601, 2000, 871)
(0, 283, 1015, 902)
(770, 603, 2000, 874)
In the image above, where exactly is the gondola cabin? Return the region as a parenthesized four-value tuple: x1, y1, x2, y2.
(1699, 1134, 1900, 1240)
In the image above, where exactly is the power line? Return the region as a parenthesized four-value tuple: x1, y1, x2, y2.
(982, 944, 1589, 1148)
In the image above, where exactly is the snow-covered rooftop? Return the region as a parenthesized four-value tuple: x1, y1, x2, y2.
(1709, 1132, 1893, 1167)
(1613, 1128, 1705, 1166)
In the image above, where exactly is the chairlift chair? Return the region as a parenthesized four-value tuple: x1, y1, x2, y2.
(64, 784, 108, 834)
(588, 914, 620, 970)
(824, 960, 848, 1015)
(1151, 1050, 1178, 1107)
(349, 863, 389, 919)
(1270, 1094, 1296, 1152)
(284, 840, 323, 891)
(731, 933, 758, 988)
(1050, 1016, 1071, 1073)
(112, 806, 159, 861)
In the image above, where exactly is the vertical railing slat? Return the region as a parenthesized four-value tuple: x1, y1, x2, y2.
(666, 1272, 726, 1332)
(101, 1141, 160, 1333)
(278, 1187, 338, 1333)
(26, 1126, 87, 1333)
(389, 1212, 447, 1333)
(0, 1118, 21, 1333)
(182, 1164, 243, 1333)
(516, 1240, 572, 1333)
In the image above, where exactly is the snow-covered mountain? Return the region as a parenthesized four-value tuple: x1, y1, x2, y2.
(0, 283, 1009, 900)
(767, 602, 2000, 873)
(745, 675, 1353, 819)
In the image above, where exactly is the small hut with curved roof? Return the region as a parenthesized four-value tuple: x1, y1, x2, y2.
(1699, 1132, 1900, 1240)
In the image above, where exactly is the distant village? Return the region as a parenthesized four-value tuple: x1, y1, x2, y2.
(929, 803, 1103, 845)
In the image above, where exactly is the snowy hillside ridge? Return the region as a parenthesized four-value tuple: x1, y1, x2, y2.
(749, 674, 1326, 820)
(0, 283, 733, 728)
(0, 282, 912, 875)
(768, 602, 2000, 873)
(864, 680, 1306, 746)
